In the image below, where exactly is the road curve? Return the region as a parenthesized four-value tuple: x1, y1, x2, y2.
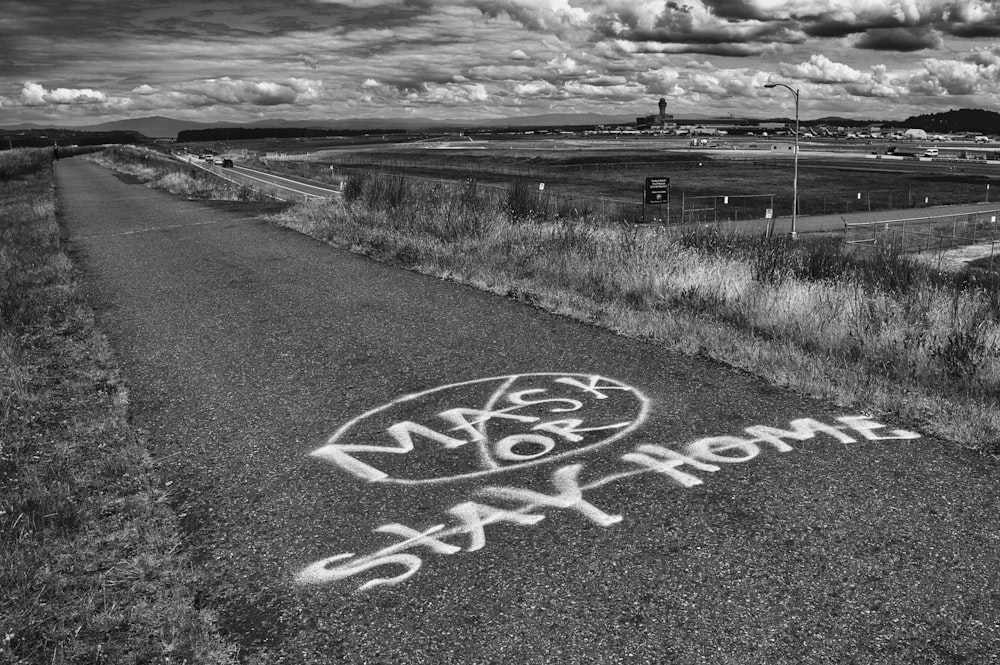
(57, 158, 1000, 664)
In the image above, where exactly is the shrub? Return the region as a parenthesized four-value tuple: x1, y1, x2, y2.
(366, 173, 409, 208)
(506, 180, 542, 221)
(343, 172, 367, 202)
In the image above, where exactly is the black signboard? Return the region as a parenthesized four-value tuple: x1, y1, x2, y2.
(645, 177, 670, 204)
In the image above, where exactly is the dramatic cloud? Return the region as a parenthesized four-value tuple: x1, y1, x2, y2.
(6, 0, 1000, 124)
(472, 0, 589, 33)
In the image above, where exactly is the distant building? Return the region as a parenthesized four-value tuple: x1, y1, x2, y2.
(636, 97, 674, 129)
(902, 128, 928, 140)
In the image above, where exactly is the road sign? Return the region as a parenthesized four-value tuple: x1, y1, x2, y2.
(644, 177, 670, 205)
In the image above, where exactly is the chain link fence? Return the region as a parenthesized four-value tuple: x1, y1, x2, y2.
(845, 208, 1000, 270)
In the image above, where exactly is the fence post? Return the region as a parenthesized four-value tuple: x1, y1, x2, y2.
(992, 231, 996, 274)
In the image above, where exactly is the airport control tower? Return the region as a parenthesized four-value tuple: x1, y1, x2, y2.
(636, 98, 674, 130)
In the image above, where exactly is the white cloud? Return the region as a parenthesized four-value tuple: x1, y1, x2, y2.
(402, 82, 489, 105)
(512, 80, 560, 97)
(966, 44, 1000, 65)
(562, 79, 644, 100)
(21, 82, 107, 106)
(914, 57, 996, 94)
(546, 53, 584, 76)
(173, 77, 322, 106)
(779, 54, 867, 83)
(472, 0, 590, 32)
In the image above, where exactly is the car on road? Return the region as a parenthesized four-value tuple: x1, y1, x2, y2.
(222, 159, 233, 168)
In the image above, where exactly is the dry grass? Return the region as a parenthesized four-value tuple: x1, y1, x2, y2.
(90, 146, 266, 202)
(0, 148, 236, 664)
(272, 172, 1000, 453)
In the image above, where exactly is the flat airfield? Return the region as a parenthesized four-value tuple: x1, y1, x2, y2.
(222, 133, 1000, 223)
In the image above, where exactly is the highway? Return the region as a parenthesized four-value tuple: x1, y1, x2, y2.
(180, 154, 343, 202)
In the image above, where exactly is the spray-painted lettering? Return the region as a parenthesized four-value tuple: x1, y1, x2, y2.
(297, 413, 920, 591)
(310, 373, 649, 485)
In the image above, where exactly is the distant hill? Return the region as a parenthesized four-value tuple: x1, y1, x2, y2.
(7, 112, 642, 139)
(901, 109, 1000, 134)
(0, 127, 150, 149)
(28, 108, 1000, 140)
(74, 116, 214, 138)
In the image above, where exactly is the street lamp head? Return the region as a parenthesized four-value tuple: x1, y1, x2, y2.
(764, 83, 777, 88)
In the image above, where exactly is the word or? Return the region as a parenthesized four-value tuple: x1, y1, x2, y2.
(311, 373, 649, 485)
(297, 415, 920, 591)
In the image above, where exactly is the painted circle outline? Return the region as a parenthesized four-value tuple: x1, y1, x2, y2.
(318, 372, 650, 485)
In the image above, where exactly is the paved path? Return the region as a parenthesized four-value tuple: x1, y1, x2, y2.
(57, 158, 1000, 664)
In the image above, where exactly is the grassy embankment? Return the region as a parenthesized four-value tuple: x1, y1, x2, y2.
(88, 146, 272, 203)
(275, 171, 1000, 453)
(0, 148, 235, 664)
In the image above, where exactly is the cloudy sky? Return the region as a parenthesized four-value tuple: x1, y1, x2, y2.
(3, 0, 1000, 126)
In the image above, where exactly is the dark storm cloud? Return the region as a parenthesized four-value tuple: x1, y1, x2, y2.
(1, 0, 433, 44)
(855, 27, 943, 52)
(1, 0, 144, 40)
(147, 16, 267, 40)
(699, 0, 770, 21)
(625, 21, 800, 46)
(586, 1, 803, 56)
(944, 1, 1000, 35)
(802, 15, 908, 38)
(945, 21, 1000, 38)
(799, 3, 1000, 41)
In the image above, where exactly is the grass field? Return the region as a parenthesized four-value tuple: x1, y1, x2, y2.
(0, 148, 235, 664)
(242, 137, 998, 224)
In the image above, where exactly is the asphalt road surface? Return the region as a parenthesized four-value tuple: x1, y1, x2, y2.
(57, 158, 1000, 664)
(183, 157, 342, 201)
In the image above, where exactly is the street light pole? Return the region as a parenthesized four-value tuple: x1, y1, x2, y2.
(764, 82, 799, 239)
